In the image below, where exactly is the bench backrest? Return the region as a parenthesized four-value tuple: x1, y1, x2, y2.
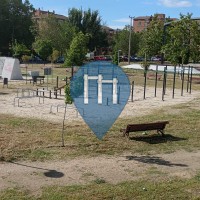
(126, 121, 169, 133)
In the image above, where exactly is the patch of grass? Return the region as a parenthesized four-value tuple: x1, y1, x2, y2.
(1, 177, 200, 199)
(1, 100, 200, 161)
(195, 172, 200, 182)
(0, 188, 34, 200)
(93, 178, 106, 184)
(1, 95, 200, 161)
(146, 166, 167, 176)
(24, 149, 55, 161)
(123, 68, 199, 91)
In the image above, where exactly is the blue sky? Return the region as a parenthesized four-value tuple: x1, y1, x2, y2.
(29, 0, 200, 29)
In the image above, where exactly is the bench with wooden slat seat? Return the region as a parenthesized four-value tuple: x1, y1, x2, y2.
(120, 121, 169, 139)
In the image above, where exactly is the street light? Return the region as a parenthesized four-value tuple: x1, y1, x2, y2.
(128, 16, 134, 64)
(118, 50, 121, 65)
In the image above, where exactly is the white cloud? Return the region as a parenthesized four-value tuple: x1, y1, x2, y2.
(158, 0, 192, 7)
(113, 18, 130, 23)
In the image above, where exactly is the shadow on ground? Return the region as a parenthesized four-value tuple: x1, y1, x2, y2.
(0, 92, 9, 95)
(125, 155, 188, 167)
(129, 134, 187, 144)
(8, 161, 64, 178)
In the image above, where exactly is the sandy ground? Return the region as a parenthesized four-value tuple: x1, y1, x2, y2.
(1, 83, 200, 194)
(0, 85, 199, 123)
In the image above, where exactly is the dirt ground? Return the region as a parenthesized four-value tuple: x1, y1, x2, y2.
(1, 80, 200, 194)
(1, 150, 200, 195)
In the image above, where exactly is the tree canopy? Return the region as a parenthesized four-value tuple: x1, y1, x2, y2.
(33, 39, 53, 61)
(138, 15, 164, 58)
(37, 15, 76, 55)
(65, 32, 89, 66)
(162, 13, 200, 65)
(113, 26, 140, 57)
(67, 8, 108, 52)
(0, 0, 35, 55)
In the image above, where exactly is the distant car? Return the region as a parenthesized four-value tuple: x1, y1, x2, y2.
(151, 56, 161, 61)
(29, 56, 43, 63)
(132, 56, 144, 61)
(94, 56, 107, 61)
(119, 56, 128, 62)
(119, 56, 143, 62)
(55, 56, 65, 63)
(104, 55, 112, 61)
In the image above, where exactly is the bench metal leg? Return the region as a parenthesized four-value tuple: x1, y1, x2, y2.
(157, 129, 165, 136)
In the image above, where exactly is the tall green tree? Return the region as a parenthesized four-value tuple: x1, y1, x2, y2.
(113, 26, 140, 56)
(67, 8, 108, 51)
(0, 0, 35, 55)
(11, 40, 30, 58)
(162, 13, 200, 65)
(138, 15, 164, 58)
(190, 20, 200, 62)
(33, 39, 53, 61)
(37, 15, 76, 55)
(65, 32, 89, 66)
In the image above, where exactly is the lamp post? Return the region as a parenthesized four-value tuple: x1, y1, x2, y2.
(118, 50, 121, 65)
(161, 22, 170, 64)
(128, 16, 134, 64)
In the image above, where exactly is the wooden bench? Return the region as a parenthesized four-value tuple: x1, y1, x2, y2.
(120, 121, 169, 138)
(147, 74, 162, 80)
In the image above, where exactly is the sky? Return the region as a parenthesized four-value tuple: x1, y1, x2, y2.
(29, 0, 200, 29)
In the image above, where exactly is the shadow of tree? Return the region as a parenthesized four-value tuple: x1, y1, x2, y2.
(0, 92, 9, 95)
(125, 155, 188, 167)
(44, 170, 64, 178)
(8, 161, 64, 178)
(129, 134, 187, 144)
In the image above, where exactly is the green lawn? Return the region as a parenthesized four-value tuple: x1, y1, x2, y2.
(1, 176, 200, 200)
(1, 97, 200, 162)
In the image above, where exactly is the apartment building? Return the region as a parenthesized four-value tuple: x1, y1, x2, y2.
(33, 9, 67, 23)
(133, 14, 176, 32)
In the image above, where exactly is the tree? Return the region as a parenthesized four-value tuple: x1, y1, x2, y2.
(37, 15, 76, 55)
(65, 32, 89, 66)
(65, 84, 73, 104)
(112, 50, 118, 65)
(138, 15, 164, 59)
(50, 49, 60, 63)
(162, 13, 200, 65)
(67, 8, 108, 52)
(113, 27, 140, 56)
(0, 0, 35, 55)
(33, 39, 53, 61)
(190, 21, 200, 62)
(11, 40, 30, 58)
